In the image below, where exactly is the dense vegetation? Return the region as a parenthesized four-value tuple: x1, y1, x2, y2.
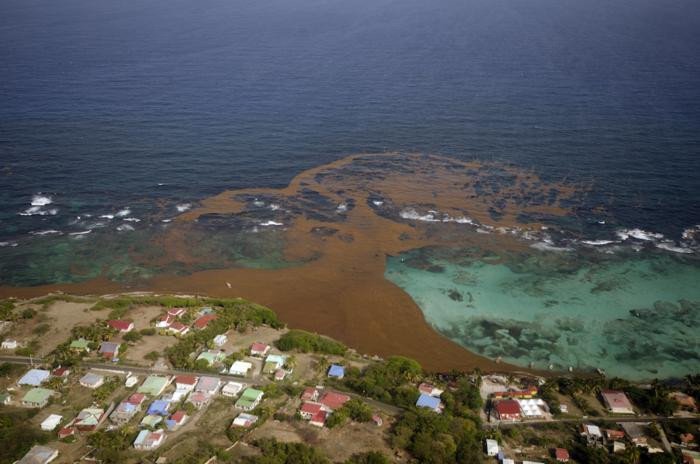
(391, 408, 483, 464)
(0, 409, 50, 463)
(343, 356, 422, 408)
(86, 429, 136, 464)
(0, 299, 16, 320)
(243, 438, 331, 464)
(275, 329, 347, 355)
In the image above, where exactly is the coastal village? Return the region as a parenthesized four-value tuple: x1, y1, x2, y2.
(0, 294, 698, 464)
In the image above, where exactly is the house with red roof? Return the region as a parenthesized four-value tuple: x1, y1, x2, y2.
(167, 308, 186, 318)
(299, 402, 323, 420)
(166, 410, 188, 430)
(301, 387, 319, 402)
(310, 410, 327, 427)
(174, 375, 198, 392)
(58, 426, 76, 439)
(52, 367, 70, 382)
(494, 400, 521, 421)
(156, 314, 174, 329)
(127, 393, 146, 406)
(492, 386, 538, 400)
(168, 322, 190, 336)
(108, 320, 134, 333)
(319, 391, 350, 411)
(250, 342, 271, 357)
(194, 314, 217, 330)
(555, 448, 570, 462)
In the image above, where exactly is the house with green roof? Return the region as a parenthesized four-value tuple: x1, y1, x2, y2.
(195, 350, 225, 366)
(137, 376, 171, 396)
(21, 388, 54, 408)
(69, 338, 90, 352)
(235, 388, 263, 411)
(140, 414, 163, 429)
(263, 354, 287, 374)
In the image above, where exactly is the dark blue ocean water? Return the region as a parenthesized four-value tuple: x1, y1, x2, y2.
(1, 0, 700, 283)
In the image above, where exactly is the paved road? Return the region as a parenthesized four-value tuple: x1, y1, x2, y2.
(485, 414, 700, 428)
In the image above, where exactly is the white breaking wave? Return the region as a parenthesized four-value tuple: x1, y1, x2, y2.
(0, 241, 18, 247)
(161, 218, 173, 223)
(259, 220, 283, 227)
(269, 203, 280, 211)
(176, 203, 191, 213)
(253, 200, 265, 207)
(531, 242, 573, 252)
(31, 194, 53, 206)
(580, 239, 616, 246)
(122, 217, 141, 222)
(19, 206, 58, 216)
(399, 208, 440, 222)
(682, 225, 700, 241)
(69, 230, 92, 236)
(372, 200, 384, 206)
(656, 241, 693, 254)
(616, 228, 664, 241)
(116, 224, 135, 232)
(99, 214, 115, 219)
(30, 230, 62, 236)
(336, 203, 348, 212)
(115, 208, 131, 217)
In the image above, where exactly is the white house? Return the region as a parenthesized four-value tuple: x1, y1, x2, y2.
(213, 334, 228, 347)
(485, 439, 500, 456)
(229, 360, 253, 377)
(222, 381, 244, 397)
(133, 430, 165, 450)
(1, 339, 18, 350)
(79, 373, 105, 389)
(41, 414, 63, 431)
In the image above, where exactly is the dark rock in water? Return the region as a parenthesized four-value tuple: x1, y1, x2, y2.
(544, 299, 558, 308)
(629, 309, 642, 318)
(311, 226, 338, 237)
(466, 291, 473, 303)
(447, 289, 462, 302)
(653, 300, 679, 313)
(426, 264, 445, 273)
(338, 233, 354, 243)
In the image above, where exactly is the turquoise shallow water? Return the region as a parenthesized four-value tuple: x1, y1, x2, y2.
(386, 248, 700, 380)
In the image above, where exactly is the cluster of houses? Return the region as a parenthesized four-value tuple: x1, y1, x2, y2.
(298, 386, 351, 427)
(154, 307, 219, 336)
(490, 386, 552, 422)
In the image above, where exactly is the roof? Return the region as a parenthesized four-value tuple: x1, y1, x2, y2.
(301, 387, 318, 400)
(69, 338, 89, 349)
(22, 388, 53, 404)
(41, 414, 63, 429)
(196, 376, 220, 392)
(127, 392, 146, 405)
(232, 412, 259, 427)
(555, 448, 570, 460)
(241, 388, 264, 401)
(196, 351, 224, 365)
(194, 314, 217, 329)
(134, 429, 164, 447)
(171, 410, 187, 422)
(80, 373, 104, 386)
(175, 375, 198, 386)
(416, 393, 441, 410)
(602, 390, 634, 411)
(75, 407, 104, 427)
(328, 364, 345, 377)
(17, 445, 58, 464)
(310, 410, 327, 425)
(107, 319, 133, 331)
(52, 367, 70, 377)
(582, 424, 602, 436)
(230, 360, 253, 373)
(301, 402, 323, 415)
(99, 341, 120, 354)
(140, 414, 163, 427)
(265, 354, 286, 366)
(18, 369, 51, 386)
(147, 400, 171, 415)
(138, 376, 170, 395)
(320, 391, 350, 410)
(495, 400, 521, 416)
(251, 342, 269, 353)
(169, 321, 189, 332)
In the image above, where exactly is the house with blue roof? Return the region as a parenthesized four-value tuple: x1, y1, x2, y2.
(327, 364, 345, 379)
(146, 399, 171, 416)
(17, 369, 51, 387)
(416, 393, 443, 413)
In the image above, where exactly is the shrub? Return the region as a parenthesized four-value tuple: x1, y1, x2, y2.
(275, 330, 346, 355)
